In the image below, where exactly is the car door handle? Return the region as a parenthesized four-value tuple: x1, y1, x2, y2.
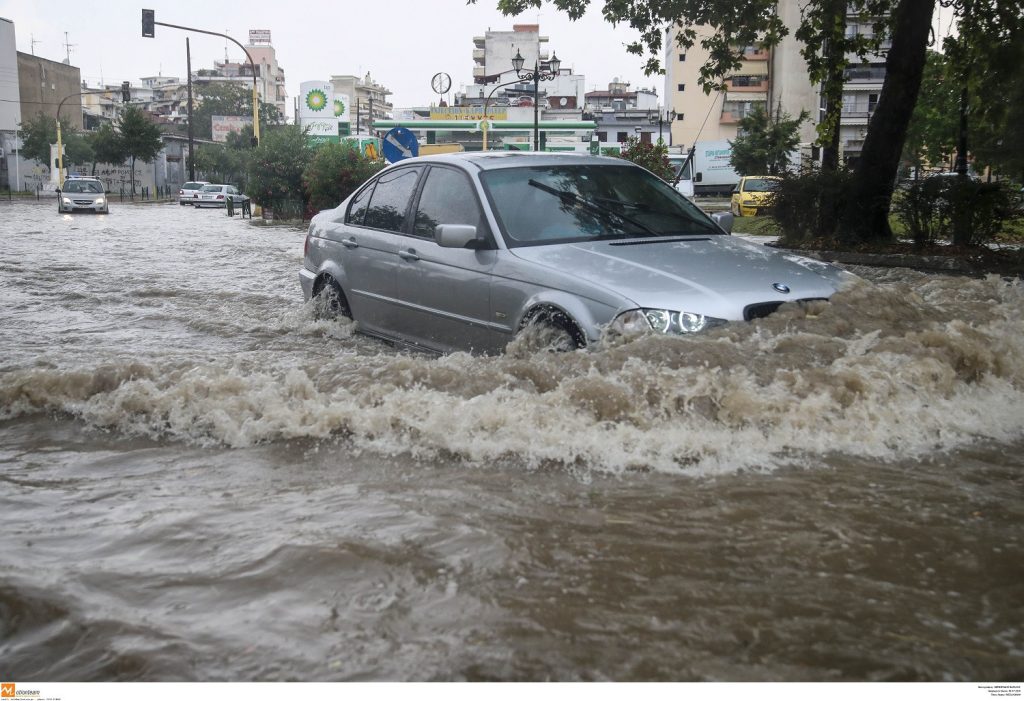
(398, 249, 420, 261)
(342, 238, 359, 248)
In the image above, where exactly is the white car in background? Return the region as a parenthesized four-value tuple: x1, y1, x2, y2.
(179, 180, 210, 205)
(194, 184, 248, 208)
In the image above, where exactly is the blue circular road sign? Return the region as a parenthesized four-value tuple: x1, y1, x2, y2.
(382, 127, 420, 163)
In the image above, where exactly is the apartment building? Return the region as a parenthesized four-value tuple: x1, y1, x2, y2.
(664, 0, 888, 165)
(330, 72, 393, 134)
(472, 24, 550, 85)
(190, 30, 288, 118)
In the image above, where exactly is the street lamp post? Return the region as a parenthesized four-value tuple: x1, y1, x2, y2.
(511, 49, 560, 152)
(648, 109, 677, 146)
(55, 86, 122, 188)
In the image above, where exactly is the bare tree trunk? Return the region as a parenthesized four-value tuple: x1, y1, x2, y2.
(837, 0, 934, 243)
(815, 0, 847, 238)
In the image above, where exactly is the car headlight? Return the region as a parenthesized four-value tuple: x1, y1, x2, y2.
(94, 197, 105, 205)
(62, 197, 71, 204)
(610, 308, 726, 336)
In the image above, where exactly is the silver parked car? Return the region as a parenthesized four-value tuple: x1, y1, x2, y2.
(57, 177, 109, 214)
(194, 184, 248, 208)
(299, 153, 850, 354)
(178, 180, 210, 205)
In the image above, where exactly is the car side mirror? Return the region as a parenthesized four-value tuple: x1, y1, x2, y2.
(711, 211, 734, 234)
(695, 172, 703, 183)
(435, 224, 482, 249)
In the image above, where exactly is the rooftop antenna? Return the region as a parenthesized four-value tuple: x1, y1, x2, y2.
(63, 32, 76, 64)
(225, 31, 230, 62)
(30, 34, 40, 55)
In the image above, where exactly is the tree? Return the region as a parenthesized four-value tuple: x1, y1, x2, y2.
(836, 0, 934, 242)
(617, 136, 674, 181)
(88, 122, 128, 174)
(901, 51, 959, 176)
(247, 126, 312, 217)
(17, 112, 93, 174)
(303, 142, 384, 214)
(191, 82, 283, 141)
(729, 104, 807, 175)
(117, 105, 164, 197)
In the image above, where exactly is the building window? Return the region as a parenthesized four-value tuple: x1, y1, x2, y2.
(679, 53, 686, 61)
(675, 112, 684, 121)
(731, 75, 764, 87)
(640, 131, 652, 144)
(616, 131, 628, 143)
(677, 84, 685, 92)
(596, 131, 607, 142)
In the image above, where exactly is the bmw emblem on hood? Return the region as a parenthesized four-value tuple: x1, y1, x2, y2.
(773, 283, 791, 294)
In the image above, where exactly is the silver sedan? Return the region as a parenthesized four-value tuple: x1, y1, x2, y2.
(299, 153, 849, 354)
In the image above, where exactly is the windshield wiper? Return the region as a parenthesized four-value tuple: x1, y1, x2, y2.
(528, 179, 660, 237)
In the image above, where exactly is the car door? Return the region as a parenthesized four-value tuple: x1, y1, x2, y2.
(323, 165, 423, 335)
(391, 165, 500, 353)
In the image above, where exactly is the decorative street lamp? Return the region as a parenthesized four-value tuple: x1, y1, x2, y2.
(648, 109, 677, 145)
(512, 49, 560, 152)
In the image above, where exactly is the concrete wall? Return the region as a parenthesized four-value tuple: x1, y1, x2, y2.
(17, 52, 82, 125)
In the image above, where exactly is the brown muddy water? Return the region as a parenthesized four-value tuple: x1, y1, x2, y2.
(0, 200, 1022, 681)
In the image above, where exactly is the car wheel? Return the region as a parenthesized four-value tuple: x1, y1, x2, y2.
(516, 308, 585, 352)
(312, 277, 352, 320)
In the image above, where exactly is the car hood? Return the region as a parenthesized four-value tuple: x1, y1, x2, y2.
(509, 235, 849, 320)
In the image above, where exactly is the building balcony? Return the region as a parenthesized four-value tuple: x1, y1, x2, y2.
(473, 48, 485, 61)
(844, 67, 886, 82)
(473, 66, 486, 79)
(725, 78, 769, 93)
(741, 47, 770, 60)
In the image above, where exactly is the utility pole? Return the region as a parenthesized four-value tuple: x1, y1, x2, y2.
(186, 37, 195, 181)
(30, 34, 40, 56)
(63, 32, 75, 64)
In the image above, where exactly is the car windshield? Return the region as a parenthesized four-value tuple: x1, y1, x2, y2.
(200, 185, 222, 192)
(479, 164, 720, 247)
(63, 180, 102, 194)
(743, 178, 779, 193)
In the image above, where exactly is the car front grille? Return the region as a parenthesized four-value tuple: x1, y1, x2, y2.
(743, 298, 827, 321)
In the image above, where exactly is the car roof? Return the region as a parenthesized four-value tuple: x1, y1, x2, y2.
(397, 151, 634, 172)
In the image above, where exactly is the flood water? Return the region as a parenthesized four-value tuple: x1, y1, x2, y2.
(1, 200, 1022, 681)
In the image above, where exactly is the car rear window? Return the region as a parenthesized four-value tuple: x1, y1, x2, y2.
(200, 185, 221, 192)
(183, 182, 205, 190)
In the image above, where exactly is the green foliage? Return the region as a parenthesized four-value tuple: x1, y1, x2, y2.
(246, 126, 313, 213)
(88, 122, 128, 168)
(893, 177, 1016, 246)
(616, 136, 674, 181)
(303, 142, 385, 214)
(901, 51, 958, 172)
(17, 113, 77, 168)
(771, 169, 856, 245)
(729, 104, 807, 176)
(191, 82, 283, 140)
(117, 105, 164, 196)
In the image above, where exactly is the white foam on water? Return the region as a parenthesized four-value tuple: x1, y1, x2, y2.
(2, 273, 1022, 475)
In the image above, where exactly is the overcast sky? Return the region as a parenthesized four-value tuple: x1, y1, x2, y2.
(1, 0, 662, 116)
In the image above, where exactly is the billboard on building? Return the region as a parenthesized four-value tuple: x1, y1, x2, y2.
(249, 30, 271, 44)
(300, 81, 338, 141)
(211, 115, 253, 142)
(430, 106, 508, 121)
(334, 94, 351, 124)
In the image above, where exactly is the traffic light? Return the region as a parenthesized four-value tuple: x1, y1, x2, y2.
(142, 9, 155, 38)
(122, 81, 131, 103)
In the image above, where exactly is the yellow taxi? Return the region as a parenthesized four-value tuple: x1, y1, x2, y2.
(730, 176, 781, 217)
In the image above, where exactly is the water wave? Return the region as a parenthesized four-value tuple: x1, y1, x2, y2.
(2, 273, 1022, 474)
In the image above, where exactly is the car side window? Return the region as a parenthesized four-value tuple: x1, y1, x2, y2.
(412, 167, 489, 240)
(346, 182, 375, 225)
(362, 167, 421, 233)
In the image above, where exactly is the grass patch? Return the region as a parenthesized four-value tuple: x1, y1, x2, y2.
(730, 215, 782, 236)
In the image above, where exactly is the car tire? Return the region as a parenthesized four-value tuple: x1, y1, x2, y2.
(516, 308, 585, 352)
(312, 277, 352, 320)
